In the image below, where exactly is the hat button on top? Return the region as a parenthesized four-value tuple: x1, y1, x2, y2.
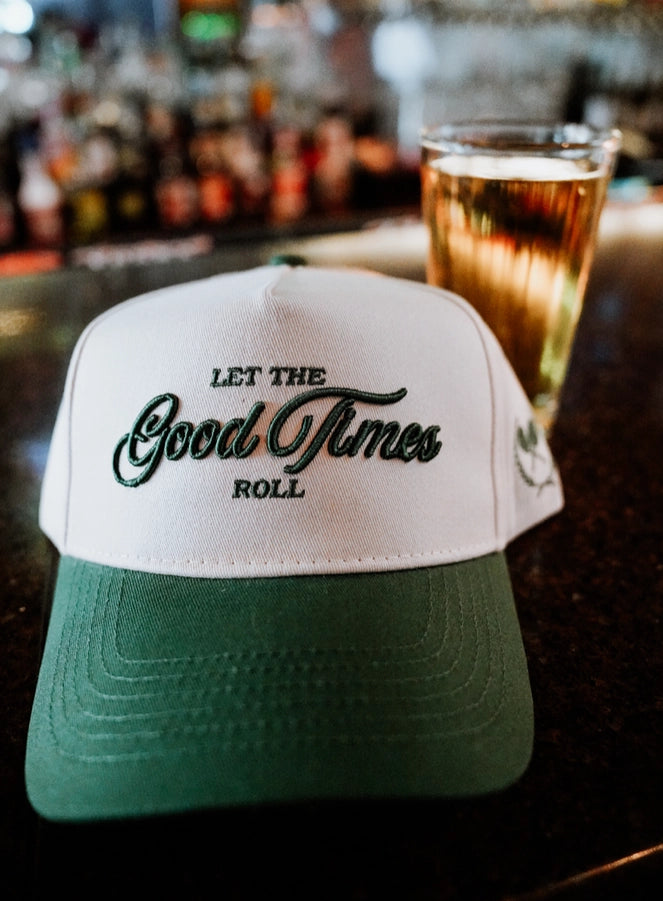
(268, 253, 308, 267)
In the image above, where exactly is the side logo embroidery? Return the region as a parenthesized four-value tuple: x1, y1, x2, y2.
(514, 419, 556, 494)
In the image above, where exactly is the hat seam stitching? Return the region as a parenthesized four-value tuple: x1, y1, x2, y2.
(407, 280, 501, 543)
(58, 542, 502, 571)
(45, 560, 508, 759)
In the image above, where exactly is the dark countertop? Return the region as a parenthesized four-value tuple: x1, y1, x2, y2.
(2, 204, 663, 900)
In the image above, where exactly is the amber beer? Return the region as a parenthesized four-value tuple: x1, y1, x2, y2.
(421, 124, 621, 430)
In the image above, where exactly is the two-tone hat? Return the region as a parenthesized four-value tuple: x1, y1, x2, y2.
(26, 263, 563, 821)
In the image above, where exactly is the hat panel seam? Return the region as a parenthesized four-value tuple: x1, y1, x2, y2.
(407, 280, 500, 542)
(60, 267, 284, 553)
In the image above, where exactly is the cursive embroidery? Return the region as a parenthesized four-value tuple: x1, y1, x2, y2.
(113, 388, 442, 487)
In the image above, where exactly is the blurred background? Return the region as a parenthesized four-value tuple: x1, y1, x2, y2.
(0, 0, 661, 268)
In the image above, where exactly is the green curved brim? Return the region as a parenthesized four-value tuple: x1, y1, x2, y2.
(25, 552, 533, 821)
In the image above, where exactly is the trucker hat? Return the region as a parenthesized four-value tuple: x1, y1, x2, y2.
(25, 263, 563, 821)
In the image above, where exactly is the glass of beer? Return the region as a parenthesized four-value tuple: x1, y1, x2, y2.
(420, 121, 621, 432)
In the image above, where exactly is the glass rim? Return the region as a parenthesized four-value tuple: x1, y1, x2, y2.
(420, 120, 622, 155)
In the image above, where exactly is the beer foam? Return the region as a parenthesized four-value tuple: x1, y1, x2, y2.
(433, 154, 598, 182)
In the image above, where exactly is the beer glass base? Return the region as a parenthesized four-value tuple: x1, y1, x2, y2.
(531, 395, 559, 437)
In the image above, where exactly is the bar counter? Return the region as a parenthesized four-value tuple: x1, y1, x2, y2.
(2, 200, 663, 899)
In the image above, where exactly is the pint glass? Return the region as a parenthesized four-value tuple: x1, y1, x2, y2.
(420, 122, 621, 431)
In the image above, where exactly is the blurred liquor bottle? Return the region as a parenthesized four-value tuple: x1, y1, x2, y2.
(0, 123, 19, 250)
(178, 0, 246, 66)
(109, 100, 155, 234)
(190, 126, 235, 226)
(64, 129, 115, 245)
(149, 104, 200, 231)
(16, 129, 64, 249)
(0, 180, 16, 250)
(270, 123, 309, 225)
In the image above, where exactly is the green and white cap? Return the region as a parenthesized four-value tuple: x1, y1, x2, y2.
(26, 264, 563, 821)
